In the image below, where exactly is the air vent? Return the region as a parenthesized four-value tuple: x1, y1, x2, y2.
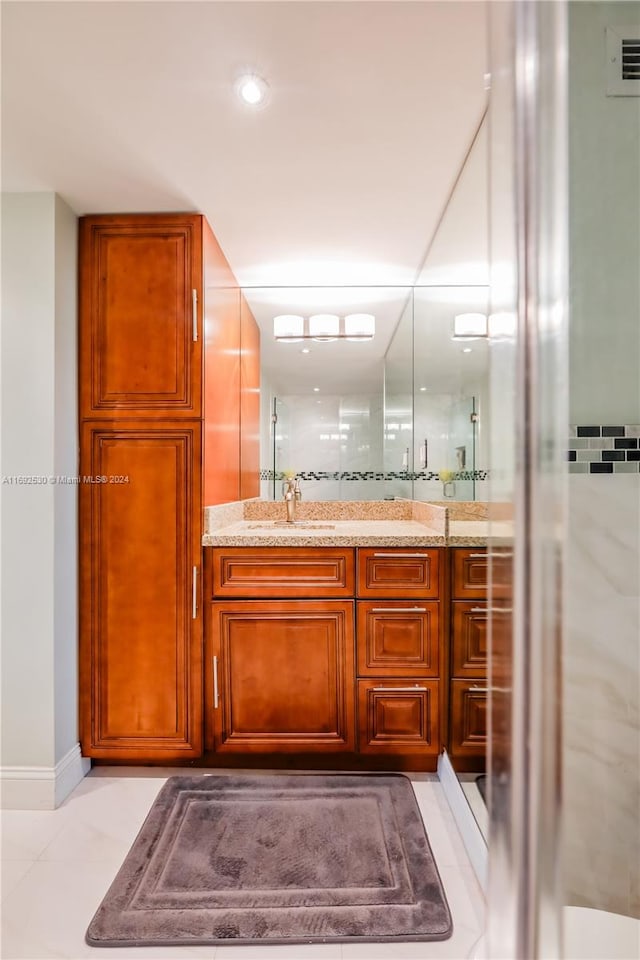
(606, 26, 640, 96)
(622, 38, 640, 80)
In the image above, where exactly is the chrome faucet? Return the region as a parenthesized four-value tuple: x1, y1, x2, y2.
(283, 476, 301, 522)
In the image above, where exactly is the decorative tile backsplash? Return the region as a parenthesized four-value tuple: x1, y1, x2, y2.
(568, 425, 640, 474)
(259, 469, 489, 482)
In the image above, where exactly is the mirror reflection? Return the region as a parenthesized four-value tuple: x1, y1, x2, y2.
(241, 285, 489, 501)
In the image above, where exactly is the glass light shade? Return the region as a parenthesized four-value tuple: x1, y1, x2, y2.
(273, 314, 304, 341)
(344, 313, 375, 340)
(308, 314, 340, 340)
(453, 312, 488, 338)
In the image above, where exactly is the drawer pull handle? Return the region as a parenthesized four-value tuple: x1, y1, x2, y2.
(192, 566, 198, 619)
(213, 656, 219, 709)
(371, 606, 427, 613)
(468, 685, 489, 693)
(372, 685, 428, 692)
(470, 606, 488, 613)
(467, 553, 487, 559)
(372, 552, 430, 558)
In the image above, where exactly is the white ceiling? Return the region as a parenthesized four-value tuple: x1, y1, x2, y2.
(2, 0, 489, 393)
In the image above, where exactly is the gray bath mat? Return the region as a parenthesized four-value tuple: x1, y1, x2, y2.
(86, 773, 452, 947)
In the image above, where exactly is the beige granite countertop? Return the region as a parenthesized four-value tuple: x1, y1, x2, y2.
(202, 499, 500, 547)
(202, 518, 446, 547)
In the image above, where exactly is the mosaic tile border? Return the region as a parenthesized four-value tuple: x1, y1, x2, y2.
(259, 469, 489, 482)
(569, 425, 640, 474)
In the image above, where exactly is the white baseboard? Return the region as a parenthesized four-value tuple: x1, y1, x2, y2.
(0, 743, 90, 810)
(437, 750, 488, 891)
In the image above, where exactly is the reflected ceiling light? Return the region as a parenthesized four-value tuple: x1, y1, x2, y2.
(453, 312, 488, 339)
(462, 347, 473, 354)
(344, 313, 375, 341)
(273, 315, 304, 341)
(236, 74, 269, 106)
(308, 314, 340, 340)
(273, 313, 376, 342)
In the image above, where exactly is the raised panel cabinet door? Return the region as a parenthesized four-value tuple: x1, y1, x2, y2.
(206, 600, 355, 752)
(356, 601, 440, 677)
(357, 548, 441, 599)
(357, 680, 440, 755)
(451, 548, 488, 599)
(79, 421, 202, 759)
(79, 215, 203, 418)
(449, 680, 488, 759)
(451, 601, 488, 677)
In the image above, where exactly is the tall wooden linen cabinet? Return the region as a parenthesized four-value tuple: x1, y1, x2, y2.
(79, 214, 260, 760)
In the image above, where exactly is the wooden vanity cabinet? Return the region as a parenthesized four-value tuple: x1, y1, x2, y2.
(206, 548, 356, 754)
(448, 548, 488, 771)
(355, 549, 443, 760)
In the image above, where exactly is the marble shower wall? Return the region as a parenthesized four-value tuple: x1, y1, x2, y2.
(564, 475, 640, 918)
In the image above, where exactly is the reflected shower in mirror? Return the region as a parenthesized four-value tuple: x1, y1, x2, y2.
(240, 285, 489, 501)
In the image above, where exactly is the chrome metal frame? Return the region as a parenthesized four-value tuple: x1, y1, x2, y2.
(487, 2, 568, 957)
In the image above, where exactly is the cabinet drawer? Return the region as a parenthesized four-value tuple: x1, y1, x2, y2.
(211, 547, 355, 598)
(451, 602, 488, 678)
(357, 680, 439, 754)
(356, 601, 440, 677)
(451, 548, 488, 599)
(357, 548, 440, 599)
(449, 680, 487, 757)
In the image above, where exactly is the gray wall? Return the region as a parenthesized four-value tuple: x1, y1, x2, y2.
(1, 192, 79, 771)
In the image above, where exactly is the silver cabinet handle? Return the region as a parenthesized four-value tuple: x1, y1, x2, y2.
(192, 566, 198, 619)
(468, 685, 489, 693)
(372, 552, 430, 558)
(213, 656, 219, 709)
(371, 606, 427, 613)
(192, 289, 198, 342)
(372, 685, 428, 692)
(468, 553, 487, 559)
(470, 606, 488, 613)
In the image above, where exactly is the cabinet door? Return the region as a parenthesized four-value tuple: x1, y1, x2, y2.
(206, 600, 355, 752)
(449, 680, 487, 760)
(79, 215, 203, 418)
(79, 421, 202, 759)
(356, 601, 440, 677)
(357, 680, 440, 755)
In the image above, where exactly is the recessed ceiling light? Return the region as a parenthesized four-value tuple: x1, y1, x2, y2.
(301, 348, 310, 354)
(462, 347, 473, 354)
(419, 387, 427, 392)
(313, 387, 320, 392)
(236, 74, 269, 107)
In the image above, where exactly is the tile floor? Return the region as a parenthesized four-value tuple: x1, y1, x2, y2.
(1, 770, 485, 960)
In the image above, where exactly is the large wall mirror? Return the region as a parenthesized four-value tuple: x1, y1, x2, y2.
(242, 114, 489, 502)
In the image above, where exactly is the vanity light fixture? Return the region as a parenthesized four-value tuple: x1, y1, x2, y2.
(452, 312, 488, 339)
(308, 314, 340, 340)
(344, 313, 375, 340)
(273, 315, 304, 342)
(273, 313, 375, 342)
(236, 74, 269, 106)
